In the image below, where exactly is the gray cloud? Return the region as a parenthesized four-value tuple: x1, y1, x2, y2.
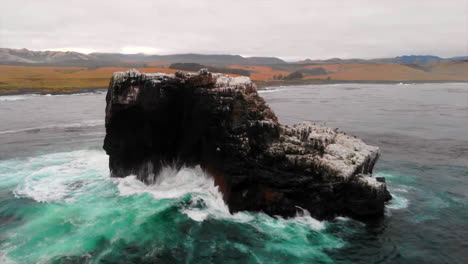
(0, 0, 466, 60)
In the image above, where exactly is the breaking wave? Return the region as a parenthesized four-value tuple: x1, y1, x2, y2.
(0, 150, 343, 263)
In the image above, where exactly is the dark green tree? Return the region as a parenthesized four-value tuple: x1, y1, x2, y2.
(284, 71, 303, 80)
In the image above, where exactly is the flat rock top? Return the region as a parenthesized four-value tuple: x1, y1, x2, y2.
(112, 69, 256, 90)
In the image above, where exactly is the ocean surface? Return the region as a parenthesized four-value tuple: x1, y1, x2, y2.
(0, 83, 467, 264)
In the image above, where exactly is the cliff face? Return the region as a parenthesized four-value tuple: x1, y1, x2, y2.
(103, 69, 391, 220)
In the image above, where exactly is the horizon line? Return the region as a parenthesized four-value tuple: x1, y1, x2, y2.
(1, 47, 467, 62)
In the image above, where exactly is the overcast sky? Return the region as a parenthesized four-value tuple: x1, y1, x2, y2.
(0, 0, 466, 60)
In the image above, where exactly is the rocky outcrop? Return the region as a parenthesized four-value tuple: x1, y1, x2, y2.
(103, 69, 391, 220)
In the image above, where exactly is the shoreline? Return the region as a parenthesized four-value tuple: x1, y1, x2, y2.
(255, 79, 468, 88)
(0, 87, 108, 96)
(1, 79, 468, 96)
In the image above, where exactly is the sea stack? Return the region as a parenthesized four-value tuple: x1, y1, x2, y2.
(103, 69, 391, 220)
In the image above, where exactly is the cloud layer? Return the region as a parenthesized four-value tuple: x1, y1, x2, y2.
(1, 0, 466, 59)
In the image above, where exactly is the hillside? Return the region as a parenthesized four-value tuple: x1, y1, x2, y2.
(229, 61, 468, 82)
(91, 53, 286, 65)
(0, 48, 467, 95)
(298, 55, 467, 65)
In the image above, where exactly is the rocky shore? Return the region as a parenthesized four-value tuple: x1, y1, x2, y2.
(103, 69, 391, 220)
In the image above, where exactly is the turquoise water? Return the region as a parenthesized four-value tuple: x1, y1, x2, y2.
(1, 149, 465, 263)
(0, 150, 344, 263)
(0, 83, 467, 263)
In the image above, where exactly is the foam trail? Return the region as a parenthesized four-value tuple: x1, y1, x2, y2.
(0, 92, 106, 102)
(0, 95, 34, 102)
(0, 120, 104, 135)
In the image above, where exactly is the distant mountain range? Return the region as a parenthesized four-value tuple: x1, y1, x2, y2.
(0, 48, 145, 68)
(0, 48, 96, 64)
(90, 52, 286, 65)
(0, 48, 466, 68)
(298, 55, 468, 65)
(0, 48, 286, 67)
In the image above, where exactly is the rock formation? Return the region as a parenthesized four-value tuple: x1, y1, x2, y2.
(103, 69, 391, 220)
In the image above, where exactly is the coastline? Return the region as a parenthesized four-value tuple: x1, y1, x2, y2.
(0, 87, 108, 96)
(255, 79, 468, 88)
(1, 79, 468, 96)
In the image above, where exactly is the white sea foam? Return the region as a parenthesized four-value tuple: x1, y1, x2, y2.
(12, 150, 109, 203)
(0, 250, 15, 264)
(392, 187, 409, 193)
(0, 92, 105, 102)
(258, 88, 282, 94)
(386, 193, 409, 210)
(258, 207, 326, 231)
(334, 216, 351, 222)
(116, 166, 212, 200)
(0, 120, 104, 135)
(0, 95, 37, 101)
(115, 165, 328, 228)
(385, 185, 410, 210)
(116, 166, 254, 223)
(0, 150, 338, 263)
(4, 149, 326, 230)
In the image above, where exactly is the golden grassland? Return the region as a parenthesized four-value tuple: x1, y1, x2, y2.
(1, 62, 467, 94)
(303, 63, 468, 81)
(227, 65, 291, 81)
(230, 62, 468, 82)
(0, 66, 179, 89)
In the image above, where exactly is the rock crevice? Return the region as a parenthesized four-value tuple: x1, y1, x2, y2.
(103, 69, 391, 220)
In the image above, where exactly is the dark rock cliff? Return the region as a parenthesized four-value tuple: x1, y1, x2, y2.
(103, 69, 391, 220)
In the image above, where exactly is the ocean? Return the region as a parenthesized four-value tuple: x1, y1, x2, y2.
(0, 83, 466, 263)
